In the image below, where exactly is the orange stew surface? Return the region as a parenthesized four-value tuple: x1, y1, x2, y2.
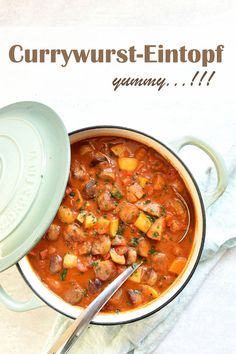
(28, 137, 195, 313)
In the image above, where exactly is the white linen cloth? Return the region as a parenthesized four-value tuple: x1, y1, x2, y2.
(42, 145, 236, 354)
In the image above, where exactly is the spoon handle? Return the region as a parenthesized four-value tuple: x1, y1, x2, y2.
(47, 263, 141, 354)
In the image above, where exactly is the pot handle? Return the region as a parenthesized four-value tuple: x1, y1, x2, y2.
(170, 136, 228, 209)
(0, 284, 44, 312)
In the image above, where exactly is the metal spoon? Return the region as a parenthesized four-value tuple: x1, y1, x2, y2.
(174, 191, 191, 243)
(47, 262, 143, 354)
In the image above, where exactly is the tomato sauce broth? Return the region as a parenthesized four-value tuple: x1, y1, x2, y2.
(28, 137, 195, 313)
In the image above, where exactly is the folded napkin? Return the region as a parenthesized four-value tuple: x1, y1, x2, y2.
(42, 145, 236, 354)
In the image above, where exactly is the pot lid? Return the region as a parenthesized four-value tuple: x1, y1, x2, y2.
(0, 101, 70, 272)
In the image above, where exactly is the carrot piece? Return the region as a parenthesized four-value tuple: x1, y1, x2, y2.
(169, 257, 187, 275)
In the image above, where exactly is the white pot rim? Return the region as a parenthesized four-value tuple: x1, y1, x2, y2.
(18, 125, 206, 325)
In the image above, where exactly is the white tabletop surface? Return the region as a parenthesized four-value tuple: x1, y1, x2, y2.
(0, 1, 236, 353)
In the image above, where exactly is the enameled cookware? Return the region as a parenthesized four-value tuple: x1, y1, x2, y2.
(0, 102, 228, 325)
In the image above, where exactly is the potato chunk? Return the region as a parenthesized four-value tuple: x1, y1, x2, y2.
(118, 157, 138, 171)
(111, 143, 128, 157)
(169, 257, 187, 275)
(147, 217, 166, 240)
(137, 238, 151, 257)
(110, 248, 126, 265)
(137, 176, 149, 188)
(95, 217, 110, 234)
(127, 183, 144, 200)
(76, 209, 86, 223)
(84, 213, 97, 229)
(153, 174, 166, 191)
(109, 218, 119, 237)
(134, 212, 152, 233)
(141, 285, 160, 299)
(129, 267, 143, 283)
(57, 206, 78, 224)
(63, 254, 78, 268)
(79, 144, 93, 156)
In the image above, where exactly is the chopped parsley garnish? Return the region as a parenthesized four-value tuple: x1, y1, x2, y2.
(152, 231, 159, 238)
(161, 206, 166, 216)
(146, 215, 156, 223)
(118, 222, 125, 235)
(69, 192, 76, 197)
(111, 190, 123, 200)
(91, 261, 99, 267)
(144, 199, 151, 205)
(82, 289, 88, 297)
(130, 237, 140, 246)
(60, 269, 68, 281)
(149, 247, 157, 255)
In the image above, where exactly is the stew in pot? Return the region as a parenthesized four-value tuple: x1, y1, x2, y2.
(28, 137, 195, 312)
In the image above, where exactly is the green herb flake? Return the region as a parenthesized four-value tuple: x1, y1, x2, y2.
(147, 215, 156, 223)
(144, 199, 151, 205)
(161, 206, 166, 216)
(82, 289, 88, 297)
(111, 190, 123, 200)
(60, 269, 68, 281)
(152, 231, 159, 238)
(118, 222, 125, 235)
(130, 237, 140, 247)
(149, 247, 157, 255)
(69, 192, 76, 197)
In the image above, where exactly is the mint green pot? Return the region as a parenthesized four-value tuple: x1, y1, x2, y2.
(0, 104, 228, 325)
